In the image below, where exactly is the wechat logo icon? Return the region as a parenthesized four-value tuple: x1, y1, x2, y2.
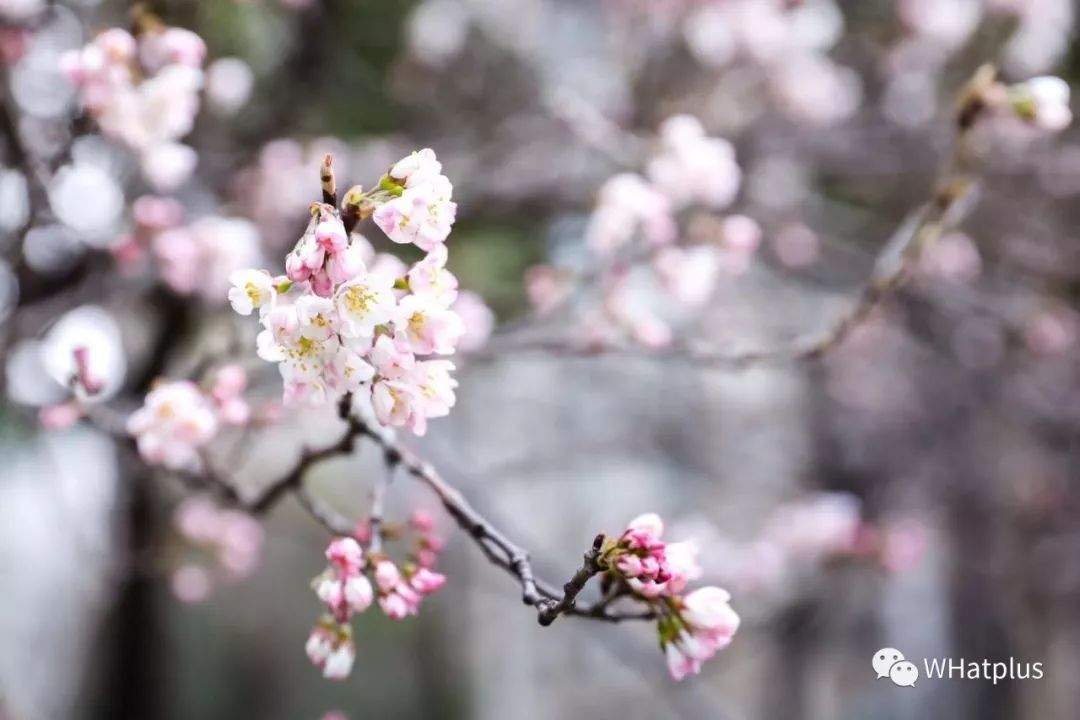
(874, 647, 919, 687)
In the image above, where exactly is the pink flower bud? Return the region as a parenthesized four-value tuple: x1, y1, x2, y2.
(627, 513, 664, 537)
(326, 537, 364, 574)
(681, 586, 740, 639)
(423, 533, 445, 553)
(310, 269, 333, 297)
(316, 218, 348, 253)
(628, 577, 667, 599)
(322, 640, 355, 680)
(410, 509, 435, 532)
(326, 243, 366, 284)
(285, 252, 312, 282)
(616, 554, 643, 578)
(665, 641, 699, 682)
(374, 560, 401, 592)
(378, 592, 409, 620)
(660, 544, 704, 595)
(409, 568, 446, 594)
(343, 574, 374, 613)
(305, 624, 334, 666)
(624, 512, 664, 549)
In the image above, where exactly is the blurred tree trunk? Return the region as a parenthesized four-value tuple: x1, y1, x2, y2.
(91, 470, 164, 720)
(86, 288, 190, 718)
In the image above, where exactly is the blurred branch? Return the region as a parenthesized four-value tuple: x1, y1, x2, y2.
(295, 486, 354, 536)
(367, 452, 394, 554)
(475, 69, 994, 368)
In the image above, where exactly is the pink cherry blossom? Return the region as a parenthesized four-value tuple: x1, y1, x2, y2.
(395, 295, 466, 355)
(374, 175, 457, 252)
(647, 115, 741, 210)
(624, 512, 665, 549)
(127, 380, 218, 471)
(587, 173, 676, 253)
(407, 244, 458, 307)
(326, 537, 365, 575)
(681, 586, 740, 641)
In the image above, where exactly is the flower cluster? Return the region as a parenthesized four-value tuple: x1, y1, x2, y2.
(313, 538, 375, 624)
(602, 513, 740, 681)
(372, 148, 458, 251)
(531, 115, 760, 349)
(646, 115, 741, 211)
(655, 0, 861, 126)
(112, 197, 264, 303)
(60, 26, 207, 191)
(307, 520, 447, 680)
(126, 367, 251, 471)
(306, 616, 357, 681)
(230, 150, 468, 435)
(171, 495, 264, 603)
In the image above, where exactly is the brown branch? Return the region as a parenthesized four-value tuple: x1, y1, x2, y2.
(294, 486, 354, 536)
(537, 533, 605, 625)
(350, 414, 651, 623)
(354, 416, 547, 605)
(83, 387, 652, 623)
(247, 423, 358, 513)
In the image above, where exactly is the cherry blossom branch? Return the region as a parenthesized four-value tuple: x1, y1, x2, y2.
(348, 409, 653, 623)
(85, 393, 650, 623)
(295, 486, 354, 536)
(536, 533, 606, 626)
(478, 178, 976, 368)
(475, 69, 998, 369)
(249, 422, 359, 514)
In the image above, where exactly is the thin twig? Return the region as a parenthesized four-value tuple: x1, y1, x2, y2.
(368, 453, 395, 554)
(537, 533, 606, 625)
(295, 486, 354, 535)
(350, 415, 651, 622)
